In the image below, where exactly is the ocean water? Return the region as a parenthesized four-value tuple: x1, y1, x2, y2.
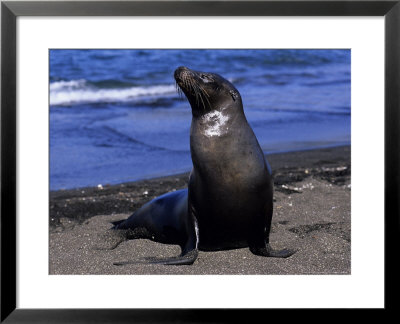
(50, 49, 351, 190)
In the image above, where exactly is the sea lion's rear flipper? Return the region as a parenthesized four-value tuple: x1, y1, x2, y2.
(145, 249, 199, 265)
(114, 225, 199, 266)
(250, 244, 296, 258)
(113, 249, 198, 266)
(113, 212, 199, 266)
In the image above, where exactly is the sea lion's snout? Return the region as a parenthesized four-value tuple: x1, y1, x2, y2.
(175, 66, 190, 73)
(174, 66, 192, 83)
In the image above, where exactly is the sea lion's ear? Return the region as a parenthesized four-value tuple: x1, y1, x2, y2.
(229, 90, 238, 101)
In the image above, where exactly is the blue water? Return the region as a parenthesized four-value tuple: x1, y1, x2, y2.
(50, 49, 351, 190)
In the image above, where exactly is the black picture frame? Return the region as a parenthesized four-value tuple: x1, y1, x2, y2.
(1, 0, 398, 322)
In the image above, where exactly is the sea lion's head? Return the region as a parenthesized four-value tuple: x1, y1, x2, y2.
(174, 66, 242, 117)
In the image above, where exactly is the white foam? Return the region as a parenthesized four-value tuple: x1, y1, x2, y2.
(49, 80, 176, 105)
(49, 79, 87, 91)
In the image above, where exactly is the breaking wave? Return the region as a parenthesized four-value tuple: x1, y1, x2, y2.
(50, 79, 176, 106)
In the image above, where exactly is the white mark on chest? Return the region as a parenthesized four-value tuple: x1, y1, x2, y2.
(202, 110, 229, 137)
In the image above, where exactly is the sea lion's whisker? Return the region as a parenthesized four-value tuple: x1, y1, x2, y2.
(197, 90, 206, 109)
(198, 84, 210, 98)
(189, 79, 201, 106)
(195, 86, 206, 109)
(202, 92, 211, 109)
(196, 84, 211, 109)
(177, 85, 184, 98)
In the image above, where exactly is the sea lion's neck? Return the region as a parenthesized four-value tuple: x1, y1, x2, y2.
(192, 104, 243, 138)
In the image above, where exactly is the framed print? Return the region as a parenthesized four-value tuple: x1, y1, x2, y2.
(1, 0, 399, 321)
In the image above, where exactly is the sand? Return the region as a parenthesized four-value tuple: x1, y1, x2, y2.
(49, 145, 351, 275)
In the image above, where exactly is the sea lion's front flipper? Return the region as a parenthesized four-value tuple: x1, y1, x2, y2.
(144, 201, 200, 265)
(250, 244, 296, 258)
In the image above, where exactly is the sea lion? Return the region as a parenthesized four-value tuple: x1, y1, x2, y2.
(112, 66, 295, 265)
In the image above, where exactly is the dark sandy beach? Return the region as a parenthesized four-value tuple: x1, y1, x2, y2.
(49, 145, 351, 275)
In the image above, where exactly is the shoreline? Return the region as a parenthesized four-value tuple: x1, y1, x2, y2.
(50, 145, 350, 229)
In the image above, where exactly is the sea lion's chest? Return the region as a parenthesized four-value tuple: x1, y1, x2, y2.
(190, 117, 270, 197)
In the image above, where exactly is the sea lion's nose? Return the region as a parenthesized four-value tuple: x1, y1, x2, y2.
(174, 66, 191, 81)
(177, 66, 189, 71)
